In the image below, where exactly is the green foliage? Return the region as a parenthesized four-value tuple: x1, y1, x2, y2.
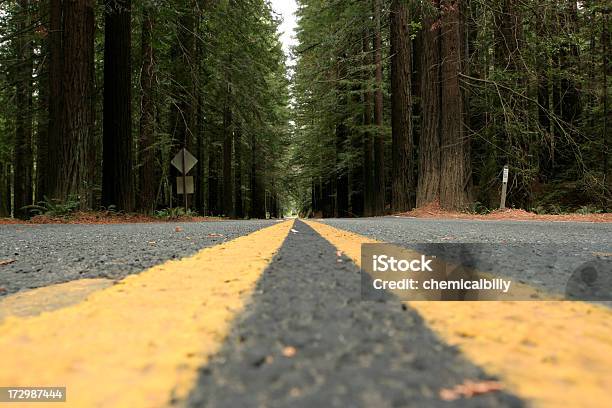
(22, 196, 80, 217)
(154, 207, 198, 220)
(576, 205, 603, 215)
(468, 202, 493, 215)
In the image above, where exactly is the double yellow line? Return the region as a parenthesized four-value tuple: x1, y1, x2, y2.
(305, 220, 612, 408)
(1, 219, 611, 407)
(0, 220, 292, 407)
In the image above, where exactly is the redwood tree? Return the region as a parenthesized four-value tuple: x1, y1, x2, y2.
(372, 0, 385, 215)
(390, 0, 414, 212)
(13, 0, 33, 218)
(55, 0, 96, 207)
(103, 0, 134, 211)
(139, 5, 156, 213)
(416, 0, 441, 207)
(439, 0, 470, 209)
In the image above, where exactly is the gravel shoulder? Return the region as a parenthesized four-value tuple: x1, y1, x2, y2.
(0, 220, 277, 296)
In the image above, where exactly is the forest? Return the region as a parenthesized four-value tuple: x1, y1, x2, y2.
(0, 0, 609, 219)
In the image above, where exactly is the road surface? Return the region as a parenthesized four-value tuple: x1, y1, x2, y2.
(0, 217, 611, 407)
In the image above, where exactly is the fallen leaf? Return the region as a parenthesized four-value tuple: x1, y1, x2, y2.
(290, 229, 299, 233)
(206, 233, 224, 237)
(0, 287, 7, 293)
(148, 241, 156, 245)
(175, 226, 183, 232)
(336, 250, 343, 257)
(282, 346, 297, 357)
(0, 259, 16, 266)
(439, 380, 503, 401)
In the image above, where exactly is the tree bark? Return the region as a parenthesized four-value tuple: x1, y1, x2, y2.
(234, 123, 243, 218)
(13, 0, 34, 218)
(390, 0, 414, 212)
(139, 6, 156, 213)
(439, 0, 470, 210)
(335, 55, 349, 217)
(208, 137, 219, 215)
(0, 163, 10, 217)
(373, 0, 385, 215)
(56, 0, 95, 208)
(603, 11, 609, 210)
(103, 0, 134, 211)
(417, 0, 441, 207)
(249, 132, 265, 218)
(363, 30, 374, 216)
(36, 5, 50, 203)
(222, 84, 233, 217)
(47, 0, 62, 201)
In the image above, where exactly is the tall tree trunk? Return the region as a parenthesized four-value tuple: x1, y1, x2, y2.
(14, 0, 34, 218)
(222, 84, 233, 217)
(373, 0, 385, 215)
(234, 123, 243, 218)
(268, 187, 277, 218)
(208, 130, 220, 215)
(439, 0, 470, 210)
(350, 88, 364, 217)
(363, 30, 374, 216)
(47, 0, 62, 201)
(250, 132, 265, 218)
(390, 0, 414, 213)
(57, 0, 95, 208)
(416, 0, 441, 207)
(336, 56, 349, 217)
(37, 69, 49, 204)
(103, 0, 133, 211)
(0, 163, 10, 217)
(36, 5, 50, 203)
(139, 6, 156, 213)
(603, 11, 609, 210)
(196, 90, 205, 214)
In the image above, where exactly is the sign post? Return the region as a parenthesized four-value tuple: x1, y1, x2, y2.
(171, 148, 198, 213)
(500, 164, 509, 210)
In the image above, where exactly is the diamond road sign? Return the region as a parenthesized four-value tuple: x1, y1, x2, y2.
(171, 148, 197, 174)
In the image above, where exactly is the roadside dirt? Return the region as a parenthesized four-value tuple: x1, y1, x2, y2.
(397, 201, 612, 223)
(0, 211, 224, 225)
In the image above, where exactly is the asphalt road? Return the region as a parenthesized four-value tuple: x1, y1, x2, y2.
(3, 217, 609, 298)
(321, 217, 612, 299)
(1, 217, 611, 407)
(0, 220, 276, 296)
(187, 220, 523, 407)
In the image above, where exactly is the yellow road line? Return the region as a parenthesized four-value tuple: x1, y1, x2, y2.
(0, 220, 293, 407)
(304, 220, 612, 408)
(0, 278, 113, 323)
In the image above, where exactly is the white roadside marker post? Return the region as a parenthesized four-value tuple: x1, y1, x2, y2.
(500, 164, 509, 210)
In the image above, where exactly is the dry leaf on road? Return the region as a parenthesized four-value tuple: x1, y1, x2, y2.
(0, 259, 16, 266)
(439, 380, 503, 401)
